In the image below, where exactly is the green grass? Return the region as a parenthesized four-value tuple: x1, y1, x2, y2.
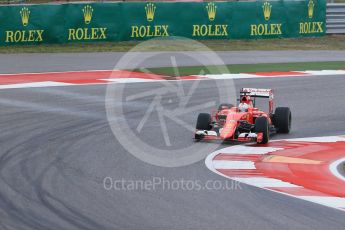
(1, 35, 345, 53)
(140, 61, 345, 76)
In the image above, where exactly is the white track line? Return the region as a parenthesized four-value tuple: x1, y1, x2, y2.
(0, 69, 118, 76)
(212, 160, 255, 170)
(0, 69, 345, 90)
(285, 136, 345, 142)
(101, 78, 160, 83)
(329, 157, 345, 182)
(232, 177, 301, 188)
(303, 70, 345, 75)
(299, 196, 345, 209)
(213, 145, 283, 155)
(205, 136, 345, 212)
(0, 81, 73, 89)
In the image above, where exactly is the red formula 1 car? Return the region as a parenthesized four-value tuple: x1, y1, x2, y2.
(194, 88, 291, 144)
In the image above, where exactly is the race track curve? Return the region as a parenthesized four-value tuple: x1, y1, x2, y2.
(0, 72, 345, 230)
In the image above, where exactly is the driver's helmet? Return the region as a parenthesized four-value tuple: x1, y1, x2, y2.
(238, 103, 249, 112)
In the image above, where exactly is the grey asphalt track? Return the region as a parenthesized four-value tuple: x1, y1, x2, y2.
(1, 74, 345, 230)
(1, 50, 345, 73)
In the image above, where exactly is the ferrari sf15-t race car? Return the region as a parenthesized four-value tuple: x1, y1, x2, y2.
(195, 88, 291, 144)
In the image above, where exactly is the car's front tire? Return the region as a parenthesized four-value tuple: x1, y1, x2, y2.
(274, 107, 291, 133)
(195, 113, 212, 140)
(255, 116, 269, 144)
(196, 113, 212, 130)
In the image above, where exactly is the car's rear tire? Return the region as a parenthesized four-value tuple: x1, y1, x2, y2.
(196, 113, 212, 130)
(274, 107, 291, 133)
(255, 117, 269, 144)
(218, 103, 234, 111)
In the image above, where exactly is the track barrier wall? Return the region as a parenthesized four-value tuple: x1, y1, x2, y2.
(0, 0, 326, 45)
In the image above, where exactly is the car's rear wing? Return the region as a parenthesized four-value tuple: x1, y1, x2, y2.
(240, 88, 274, 113)
(240, 88, 273, 99)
